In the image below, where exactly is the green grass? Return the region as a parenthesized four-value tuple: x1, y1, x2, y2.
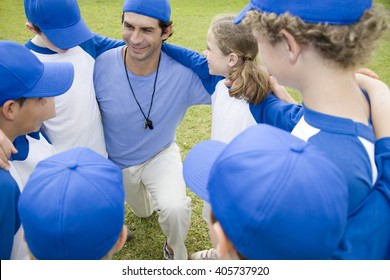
(1, 0, 389, 260)
(370, 0, 390, 87)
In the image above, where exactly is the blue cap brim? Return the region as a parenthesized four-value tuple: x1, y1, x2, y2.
(183, 140, 227, 202)
(234, 3, 252, 24)
(234, 0, 372, 25)
(26, 62, 74, 98)
(42, 18, 93, 49)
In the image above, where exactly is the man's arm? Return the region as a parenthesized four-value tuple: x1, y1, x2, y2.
(250, 93, 303, 132)
(0, 130, 17, 170)
(355, 73, 390, 139)
(80, 33, 125, 58)
(161, 42, 223, 94)
(357, 74, 390, 204)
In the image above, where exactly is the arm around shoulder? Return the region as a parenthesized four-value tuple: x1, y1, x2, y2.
(356, 73, 390, 139)
(0, 172, 21, 259)
(161, 42, 222, 94)
(250, 93, 303, 132)
(0, 129, 17, 170)
(81, 33, 125, 59)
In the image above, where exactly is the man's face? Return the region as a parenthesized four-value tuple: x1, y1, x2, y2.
(122, 12, 170, 63)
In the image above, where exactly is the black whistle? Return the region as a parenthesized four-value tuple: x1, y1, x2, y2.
(144, 118, 154, 130)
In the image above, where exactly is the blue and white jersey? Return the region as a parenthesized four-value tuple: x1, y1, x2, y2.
(163, 42, 377, 212)
(332, 137, 390, 259)
(162, 42, 388, 259)
(7, 164, 28, 260)
(25, 34, 124, 157)
(9, 132, 52, 260)
(211, 80, 256, 143)
(162, 42, 387, 259)
(0, 169, 21, 260)
(251, 93, 377, 213)
(12, 132, 53, 187)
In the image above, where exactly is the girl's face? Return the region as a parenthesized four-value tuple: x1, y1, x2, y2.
(203, 29, 231, 77)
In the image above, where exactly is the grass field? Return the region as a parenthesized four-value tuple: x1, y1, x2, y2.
(0, 0, 389, 260)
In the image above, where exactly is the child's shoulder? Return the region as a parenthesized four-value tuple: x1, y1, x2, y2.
(80, 33, 124, 59)
(95, 45, 123, 65)
(0, 169, 19, 196)
(162, 52, 199, 74)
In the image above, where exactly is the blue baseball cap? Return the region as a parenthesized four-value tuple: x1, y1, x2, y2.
(184, 124, 348, 259)
(18, 147, 125, 260)
(235, 0, 372, 25)
(0, 41, 74, 106)
(24, 0, 93, 49)
(123, 0, 171, 23)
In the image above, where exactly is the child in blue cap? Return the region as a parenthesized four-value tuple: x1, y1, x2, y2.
(23, 0, 124, 157)
(183, 124, 349, 259)
(0, 41, 73, 260)
(234, 0, 389, 259)
(21, 0, 133, 241)
(18, 147, 128, 260)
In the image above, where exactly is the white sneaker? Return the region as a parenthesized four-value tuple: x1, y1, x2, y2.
(190, 248, 216, 260)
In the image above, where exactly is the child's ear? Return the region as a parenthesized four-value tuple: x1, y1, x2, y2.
(228, 53, 239, 67)
(25, 22, 39, 35)
(2, 100, 17, 121)
(114, 225, 128, 253)
(212, 222, 239, 259)
(280, 29, 301, 64)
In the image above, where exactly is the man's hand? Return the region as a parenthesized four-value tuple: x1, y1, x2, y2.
(356, 68, 380, 80)
(270, 76, 298, 104)
(355, 73, 390, 139)
(0, 129, 17, 170)
(225, 76, 298, 104)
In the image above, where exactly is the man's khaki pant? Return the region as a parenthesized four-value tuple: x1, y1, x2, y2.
(122, 142, 191, 260)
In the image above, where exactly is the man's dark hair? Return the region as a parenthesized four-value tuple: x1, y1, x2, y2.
(121, 13, 173, 41)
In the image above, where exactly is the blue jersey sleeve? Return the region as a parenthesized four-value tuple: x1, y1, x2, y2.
(375, 137, 390, 258)
(161, 42, 222, 94)
(375, 137, 390, 196)
(80, 33, 125, 59)
(250, 93, 304, 132)
(11, 136, 29, 161)
(332, 137, 390, 259)
(0, 171, 21, 260)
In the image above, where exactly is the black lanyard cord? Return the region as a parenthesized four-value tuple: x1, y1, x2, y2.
(123, 47, 160, 130)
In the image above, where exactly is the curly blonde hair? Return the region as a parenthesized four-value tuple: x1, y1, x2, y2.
(211, 15, 271, 105)
(244, 5, 389, 69)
